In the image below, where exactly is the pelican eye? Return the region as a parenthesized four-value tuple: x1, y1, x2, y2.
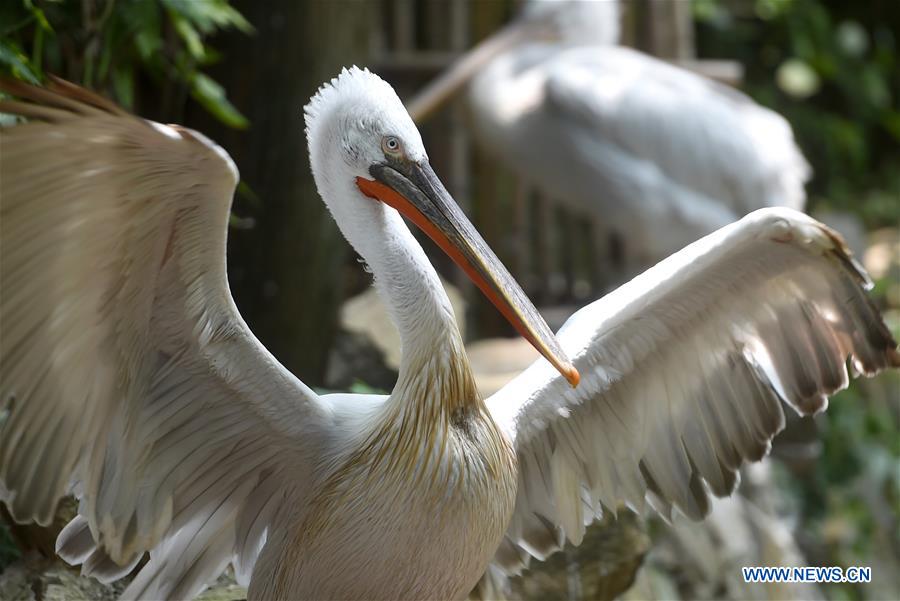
(381, 135, 402, 155)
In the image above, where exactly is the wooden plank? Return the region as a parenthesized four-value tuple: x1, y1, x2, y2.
(671, 59, 745, 86)
(375, 52, 743, 86)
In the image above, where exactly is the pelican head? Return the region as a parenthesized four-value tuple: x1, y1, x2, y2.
(404, 1, 621, 122)
(304, 67, 578, 386)
(524, 0, 621, 46)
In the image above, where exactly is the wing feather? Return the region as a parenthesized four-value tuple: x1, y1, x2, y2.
(0, 79, 328, 598)
(486, 208, 898, 580)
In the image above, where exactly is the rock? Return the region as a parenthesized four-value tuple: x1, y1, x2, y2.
(1, 497, 77, 561)
(326, 277, 467, 391)
(0, 555, 247, 601)
(324, 330, 398, 391)
(195, 572, 247, 601)
(510, 510, 650, 601)
(0, 553, 127, 601)
(338, 277, 467, 371)
(467, 337, 539, 397)
(627, 463, 823, 601)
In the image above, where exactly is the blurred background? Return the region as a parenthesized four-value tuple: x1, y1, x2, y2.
(0, 1, 898, 600)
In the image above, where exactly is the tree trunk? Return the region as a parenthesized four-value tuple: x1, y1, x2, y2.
(186, 0, 375, 385)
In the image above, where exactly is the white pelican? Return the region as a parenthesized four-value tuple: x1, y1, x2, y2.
(0, 70, 896, 601)
(409, 0, 811, 268)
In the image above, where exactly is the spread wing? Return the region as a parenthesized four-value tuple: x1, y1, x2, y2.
(544, 46, 810, 214)
(485, 208, 897, 579)
(0, 78, 330, 599)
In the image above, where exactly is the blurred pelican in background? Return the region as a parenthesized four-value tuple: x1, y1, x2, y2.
(409, 0, 811, 276)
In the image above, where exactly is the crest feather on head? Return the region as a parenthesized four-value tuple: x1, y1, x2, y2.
(304, 66, 401, 141)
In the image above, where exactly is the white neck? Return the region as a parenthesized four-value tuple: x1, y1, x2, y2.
(367, 202, 463, 375)
(304, 69, 480, 417)
(318, 171, 475, 409)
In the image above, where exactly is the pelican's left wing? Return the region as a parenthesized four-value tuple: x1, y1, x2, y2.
(485, 208, 897, 578)
(0, 78, 331, 599)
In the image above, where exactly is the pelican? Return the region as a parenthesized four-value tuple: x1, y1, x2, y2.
(0, 70, 896, 601)
(409, 0, 811, 269)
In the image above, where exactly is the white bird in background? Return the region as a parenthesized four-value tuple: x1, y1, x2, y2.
(0, 70, 896, 601)
(410, 0, 811, 272)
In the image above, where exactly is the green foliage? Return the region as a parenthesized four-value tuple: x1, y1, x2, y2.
(0, 522, 20, 571)
(348, 380, 389, 395)
(313, 380, 390, 396)
(695, 4, 900, 598)
(771, 373, 900, 599)
(0, 0, 251, 127)
(694, 0, 900, 228)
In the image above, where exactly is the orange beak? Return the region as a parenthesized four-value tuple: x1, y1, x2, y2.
(357, 160, 579, 387)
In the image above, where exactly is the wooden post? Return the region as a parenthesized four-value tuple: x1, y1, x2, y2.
(185, 0, 375, 385)
(468, 0, 521, 337)
(393, 0, 416, 52)
(634, 0, 695, 58)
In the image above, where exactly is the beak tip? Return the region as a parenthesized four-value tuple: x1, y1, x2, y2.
(563, 364, 580, 388)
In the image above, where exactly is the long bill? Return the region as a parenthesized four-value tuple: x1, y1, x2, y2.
(357, 160, 580, 388)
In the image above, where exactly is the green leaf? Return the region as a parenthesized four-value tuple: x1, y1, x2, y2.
(237, 180, 262, 207)
(24, 0, 52, 33)
(161, 0, 253, 34)
(0, 2, 32, 38)
(97, 27, 113, 80)
(755, 0, 787, 21)
(170, 11, 205, 60)
(0, 521, 21, 573)
(202, 46, 223, 65)
(882, 111, 900, 141)
(349, 380, 388, 394)
(190, 72, 248, 129)
(122, 0, 163, 60)
(30, 19, 45, 77)
(0, 39, 40, 83)
(112, 64, 135, 109)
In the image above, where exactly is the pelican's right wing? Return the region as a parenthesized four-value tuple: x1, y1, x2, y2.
(484, 208, 897, 582)
(0, 79, 330, 599)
